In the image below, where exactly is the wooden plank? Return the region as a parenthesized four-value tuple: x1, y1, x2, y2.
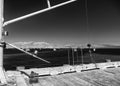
(16, 72, 28, 86)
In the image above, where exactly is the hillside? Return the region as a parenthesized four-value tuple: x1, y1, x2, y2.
(6, 42, 54, 49)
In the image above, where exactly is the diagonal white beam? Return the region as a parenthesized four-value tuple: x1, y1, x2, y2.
(3, 0, 76, 27)
(6, 42, 50, 63)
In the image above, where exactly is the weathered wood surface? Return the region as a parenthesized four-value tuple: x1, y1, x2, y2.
(15, 72, 28, 86)
(5, 61, 120, 86)
(24, 67, 120, 86)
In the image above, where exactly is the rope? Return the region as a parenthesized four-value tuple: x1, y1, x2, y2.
(85, 0, 89, 31)
(81, 47, 84, 65)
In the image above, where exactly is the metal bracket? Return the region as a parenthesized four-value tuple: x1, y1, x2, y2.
(0, 42, 6, 48)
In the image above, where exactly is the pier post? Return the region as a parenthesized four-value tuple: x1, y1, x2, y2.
(0, 0, 7, 84)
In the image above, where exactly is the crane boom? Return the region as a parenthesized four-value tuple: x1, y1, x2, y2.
(3, 0, 76, 27)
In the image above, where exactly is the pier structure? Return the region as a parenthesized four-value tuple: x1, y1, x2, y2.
(16, 61, 120, 76)
(1, 0, 120, 85)
(0, 0, 77, 84)
(5, 61, 120, 86)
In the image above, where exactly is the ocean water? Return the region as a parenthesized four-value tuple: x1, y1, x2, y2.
(3, 48, 120, 70)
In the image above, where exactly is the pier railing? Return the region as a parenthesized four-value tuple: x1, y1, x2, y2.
(12, 61, 120, 76)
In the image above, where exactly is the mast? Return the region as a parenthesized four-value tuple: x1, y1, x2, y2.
(0, 0, 7, 84)
(0, 0, 3, 68)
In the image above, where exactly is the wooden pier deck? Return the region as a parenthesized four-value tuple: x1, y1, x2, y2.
(23, 68, 120, 86)
(4, 62, 120, 86)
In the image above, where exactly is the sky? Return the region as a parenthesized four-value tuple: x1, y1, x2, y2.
(3, 0, 120, 46)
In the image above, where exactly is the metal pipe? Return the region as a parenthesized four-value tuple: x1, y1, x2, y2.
(0, 0, 3, 69)
(47, 0, 51, 8)
(0, 0, 7, 84)
(80, 47, 84, 65)
(76, 48, 78, 64)
(6, 42, 50, 63)
(3, 0, 76, 27)
(68, 48, 70, 65)
(72, 48, 74, 65)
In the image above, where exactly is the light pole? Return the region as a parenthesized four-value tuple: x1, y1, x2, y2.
(74, 47, 78, 65)
(65, 45, 71, 65)
(87, 44, 97, 68)
(75, 48, 78, 64)
(68, 47, 70, 65)
(72, 48, 75, 65)
(81, 47, 84, 65)
(78, 46, 84, 65)
(87, 44, 93, 62)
